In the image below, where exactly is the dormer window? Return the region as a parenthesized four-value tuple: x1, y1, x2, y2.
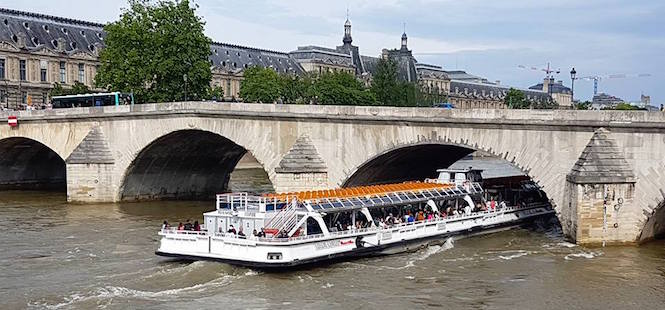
(80, 30, 86, 36)
(221, 61, 226, 67)
(23, 22, 29, 29)
(52, 39, 58, 48)
(43, 25, 49, 32)
(2, 19, 7, 26)
(88, 44, 95, 52)
(70, 42, 77, 49)
(233, 62, 237, 68)
(236, 52, 240, 56)
(213, 49, 218, 55)
(31, 37, 39, 45)
(11, 34, 17, 43)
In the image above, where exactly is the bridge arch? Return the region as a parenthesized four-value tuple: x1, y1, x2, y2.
(342, 141, 531, 187)
(0, 137, 66, 191)
(119, 129, 274, 201)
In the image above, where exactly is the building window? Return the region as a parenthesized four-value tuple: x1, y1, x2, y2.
(0, 90, 6, 103)
(40, 60, 48, 82)
(0, 59, 4, 80)
(226, 80, 231, 96)
(42, 92, 48, 105)
(19, 60, 26, 81)
(78, 63, 85, 82)
(21, 91, 27, 104)
(59, 61, 66, 83)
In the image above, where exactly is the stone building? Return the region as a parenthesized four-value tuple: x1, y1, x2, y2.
(529, 78, 573, 107)
(0, 7, 552, 108)
(0, 8, 104, 109)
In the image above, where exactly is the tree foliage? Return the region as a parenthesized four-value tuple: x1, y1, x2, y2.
(574, 100, 592, 110)
(49, 82, 90, 97)
(504, 88, 530, 109)
(370, 58, 402, 106)
(313, 72, 376, 105)
(238, 66, 283, 103)
(95, 0, 212, 103)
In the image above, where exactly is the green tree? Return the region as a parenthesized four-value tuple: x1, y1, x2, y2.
(504, 88, 530, 109)
(48, 82, 90, 97)
(280, 74, 312, 104)
(370, 58, 401, 106)
(206, 85, 224, 101)
(614, 103, 639, 110)
(238, 66, 283, 103)
(575, 100, 592, 110)
(95, 0, 212, 103)
(313, 72, 376, 105)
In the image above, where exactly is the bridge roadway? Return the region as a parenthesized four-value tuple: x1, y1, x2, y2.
(1, 102, 665, 245)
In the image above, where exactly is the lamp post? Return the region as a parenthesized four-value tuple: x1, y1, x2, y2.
(570, 67, 577, 104)
(183, 73, 188, 101)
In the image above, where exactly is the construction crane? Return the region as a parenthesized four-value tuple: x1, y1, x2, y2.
(578, 73, 651, 95)
(517, 62, 561, 79)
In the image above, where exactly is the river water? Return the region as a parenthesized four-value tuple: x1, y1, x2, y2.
(1, 168, 665, 309)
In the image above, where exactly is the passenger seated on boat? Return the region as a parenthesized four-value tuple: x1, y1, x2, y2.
(162, 221, 169, 231)
(184, 219, 193, 231)
(238, 227, 246, 238)
(385, 213, 394, 225)
(252, 229, 258, 237)
(257, 228, 266, 237)
(464, 205, 472, 215)
(194, 221, 200, 231)
(500, 201, 507, 209)
(277, 230, 288, 238)
(407, 213, 415, 224)
(177, 222, 184, 230)
(227, 225, 237, 234)
(416, 211, 425, 222)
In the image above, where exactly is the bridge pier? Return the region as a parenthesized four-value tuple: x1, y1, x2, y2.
(561, 128, 640, 245)
(272, 136, 329, 193)
(65, 127, 118, 203)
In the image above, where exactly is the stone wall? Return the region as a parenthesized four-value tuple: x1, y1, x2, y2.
(66, 163, 116, 203)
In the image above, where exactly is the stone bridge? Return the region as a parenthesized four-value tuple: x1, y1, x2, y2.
(2, 102, 665, 245)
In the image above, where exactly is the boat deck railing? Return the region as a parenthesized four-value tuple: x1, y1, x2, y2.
(199, 202, 552, 243)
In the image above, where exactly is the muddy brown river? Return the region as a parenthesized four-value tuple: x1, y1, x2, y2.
(1, 169, 664, 309)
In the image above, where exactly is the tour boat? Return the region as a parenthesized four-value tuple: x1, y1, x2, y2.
(156, 169, 555, 268)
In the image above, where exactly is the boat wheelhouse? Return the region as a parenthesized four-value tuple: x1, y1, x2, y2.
(156, 169, 554, 268)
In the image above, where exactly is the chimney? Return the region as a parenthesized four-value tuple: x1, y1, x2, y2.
(542, 78, 550, 93)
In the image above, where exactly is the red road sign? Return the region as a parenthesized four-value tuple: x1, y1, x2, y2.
(8, 115, 17, 127)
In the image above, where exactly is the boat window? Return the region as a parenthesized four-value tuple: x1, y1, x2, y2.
(267, 252, 282, 260)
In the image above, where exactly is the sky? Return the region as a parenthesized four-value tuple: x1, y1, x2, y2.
(3, 0, 664, 104)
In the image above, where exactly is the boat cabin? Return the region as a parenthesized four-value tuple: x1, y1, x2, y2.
(436, 168, 483, 185)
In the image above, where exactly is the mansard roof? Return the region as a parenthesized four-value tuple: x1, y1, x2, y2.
(209, 42, 303, 74)
(450, 80, 550, 102)
(529, 82, 572, 94)
(416, 63, 450, 80)
(0, 8, 105, 55)
(289, 46, 354, 68)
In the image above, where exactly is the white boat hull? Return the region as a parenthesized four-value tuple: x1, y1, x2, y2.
(156, 205, 554, 268)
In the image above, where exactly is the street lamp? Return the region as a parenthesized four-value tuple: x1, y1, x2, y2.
(570, 67, 577, 102)
(183, 73, 188, 101)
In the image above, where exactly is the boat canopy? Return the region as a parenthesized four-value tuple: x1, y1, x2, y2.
(214, 181, 484, 215)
